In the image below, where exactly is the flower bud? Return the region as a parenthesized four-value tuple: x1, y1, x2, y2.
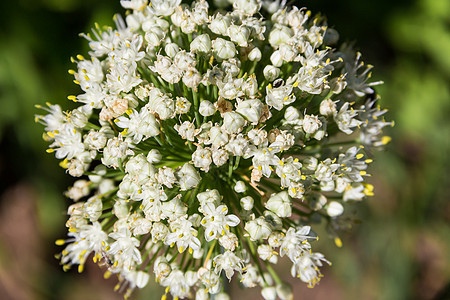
(164, 42, 179, 58)
(284, 106, 302, 122)
(261, 287, 277, 300)
(228, 25, 250, 47)
(240, 196, 254, 210)
(263, 65, 280, 81)
(326, 201, 344, 217)
(276, 282, 293, 300)
(135, 270, 150, 288)
(234, 181, 247, 193)
(199, 100, 216, 116)
(245, 217, 272, 240)
(265, 191, 292, 218)
(147, 149, 161, 163)
(178, 163, 201, 191)
(236, 99, 264, 124)
(222, 111, 245, 134)
(212, 38, 236, 60)
(270, 50, 283, 67)
(209, 14, 231, 35)
(190, 34, 212, 53)
(248, 47, 262, 61)
(268, 24, 294, 47)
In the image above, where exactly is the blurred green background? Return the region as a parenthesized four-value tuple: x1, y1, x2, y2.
(0, 0, 448, 299)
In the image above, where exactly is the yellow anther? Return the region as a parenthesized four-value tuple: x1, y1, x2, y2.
(67, 95, 77, 102)
(68, 69, 76, 75)
(293, 81, 299, 87)
(334, 237, 343, 248)
(76, 54, 85, 61)
(268, 83, 272, 90)
(356, 153, 364, 159)
(55, 239, 65, 246)
(360, 171, 367, 176)
(84, 75, 90, 81)
(126, 109, 133, 115)
(189, 248, 193, 254)
(113, 261, 118, 267)
(222, 207, 227, 212)
(381, 136, 391, 145)
(68, 228, 76, 232)
(78, 264, 85, 273)
(178, 247, 184, 253)
(278, 160, 284, 165)
(365, 159, 373, 163)
(73, 80, 80, 85)
(46, 148, 54, 153)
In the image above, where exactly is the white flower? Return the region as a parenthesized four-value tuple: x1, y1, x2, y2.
(192, 146, 212, 172)
(165, 216, 201, 254)
(212, 148, 229, 166)
(320, 99, 338, 117)
(213, 250, 244, 280)
(302, 114, 322, 134)
(200, 203, 239, 242)
(174, 121, 196, 141)
(290, 251, 330, 288)
(334, 102, 362, 134)
(108, 227, 142, 270)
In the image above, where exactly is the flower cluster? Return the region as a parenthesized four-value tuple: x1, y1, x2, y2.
(37, 0, 392, 299)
